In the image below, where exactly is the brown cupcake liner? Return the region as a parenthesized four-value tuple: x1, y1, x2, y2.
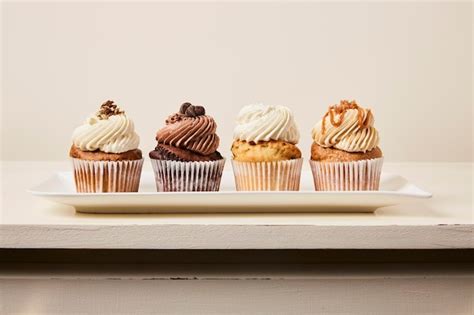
(309, 157, 384, 191)
(231, 158, 303, 191)
(72, 158, 143, 193)
(150, 159, 225, 192)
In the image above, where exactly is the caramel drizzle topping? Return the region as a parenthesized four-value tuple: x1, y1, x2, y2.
(321, 100, 372, 134)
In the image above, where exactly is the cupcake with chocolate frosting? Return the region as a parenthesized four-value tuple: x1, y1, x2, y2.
(70, 100, 143, 192)
(149, 102, 225, 191)
(310, 100, 383, 191)
(231, 104, 303, 191)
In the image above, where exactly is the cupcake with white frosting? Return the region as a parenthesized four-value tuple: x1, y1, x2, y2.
(70, 100, 143, 192)
(231, 104, 303, 191)
(310, 100, 383, 191)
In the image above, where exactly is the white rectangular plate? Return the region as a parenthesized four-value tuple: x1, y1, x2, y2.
(29, 171, 431, 213)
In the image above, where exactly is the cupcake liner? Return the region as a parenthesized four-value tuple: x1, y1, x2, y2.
(72, 158, 144, 193)
(150, 159, 226, 192)
(309, 157, 384, 191)
(231, 158, 303, 191)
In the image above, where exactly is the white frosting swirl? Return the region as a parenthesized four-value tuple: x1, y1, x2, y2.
(72, 114, 140, 153)
(233, 104, 300, 144)
(312, 108, 379, 153)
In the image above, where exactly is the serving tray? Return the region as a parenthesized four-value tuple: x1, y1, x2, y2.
(29, 171, 431, 213)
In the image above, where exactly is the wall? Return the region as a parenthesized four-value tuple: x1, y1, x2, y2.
(2, 2, 472, 161)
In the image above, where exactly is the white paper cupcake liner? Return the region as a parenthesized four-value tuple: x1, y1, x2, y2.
(72, 158, 144, 193)
(150, 159, 226, 192)
(231, 158, 303, 191)
(309, 157, 384, 191)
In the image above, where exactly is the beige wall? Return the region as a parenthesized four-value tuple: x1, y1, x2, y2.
(1, 2, 472, 162)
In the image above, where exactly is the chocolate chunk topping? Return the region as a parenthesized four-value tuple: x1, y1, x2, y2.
(96, 100, 124, 120)
(179, 102, 192, 114)
(193, 105, 206, 116)
(185, 105, 205, 117)
(179, 102, 206, 117)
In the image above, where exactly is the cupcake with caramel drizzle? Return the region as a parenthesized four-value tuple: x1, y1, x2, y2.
(310, 100, 383, 191)
(149, 102, 225, 192)
(311, 100, 382, 162)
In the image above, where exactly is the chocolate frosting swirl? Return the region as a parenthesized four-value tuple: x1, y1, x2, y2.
(155, 103, 220, 156)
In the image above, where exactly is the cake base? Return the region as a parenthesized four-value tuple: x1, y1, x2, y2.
(231, 140, 302, 162)
(69, 145, 142, 161)
(311, 143, 382, 162)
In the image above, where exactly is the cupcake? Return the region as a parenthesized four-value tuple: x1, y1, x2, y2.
(310, 100, 383, 191)
(70, 100, 143, 192)
(231, 104, 303, 191)
(149, 102, 225, 192)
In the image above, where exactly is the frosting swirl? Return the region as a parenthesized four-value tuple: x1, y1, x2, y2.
(312, 100, 379, 153)
(233, 104, 300, 144)
(155, 104, 220, 155)
(72, 101, 140, 153)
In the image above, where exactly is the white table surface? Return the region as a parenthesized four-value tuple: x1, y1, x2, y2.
(0, 161, 472, 249)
